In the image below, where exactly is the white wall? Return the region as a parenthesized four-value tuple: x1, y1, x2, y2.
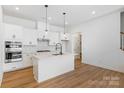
(69, 11, 124, 73)
(0, 5, 4, 86)
(3, 15, 36, 29)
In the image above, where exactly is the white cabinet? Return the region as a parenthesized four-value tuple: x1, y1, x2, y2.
(37, 21, 49, 31)
(50, 25, 63, 32)
(3, 62, 23, 72)
(49, 31, 59, 45)
(23, 28, 37, 45)
(23, 54, 32, 68)
(4, 53, 33, 72)
(37, 30, 50, 40)
(37, 22, 64, 45)
(37, 30, 44, 39)
(43, 31, 50, 40)
(60, 33, 70, 41)
(3, 23, 23, 41)
(37, 21, 50, 40)
(37, 30, 59, 45)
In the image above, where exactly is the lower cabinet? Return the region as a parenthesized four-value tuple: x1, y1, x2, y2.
(23, 54, 33, 68)
(3, 54, 33, 72)
(3, 62, 23, 72)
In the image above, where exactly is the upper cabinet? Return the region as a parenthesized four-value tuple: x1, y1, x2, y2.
(37, 21, 50, 40)
(50, 25, 70, 41)
(37, 22, 62, 45)
(3, 23, 23, 41)
(37, 21, 49, 31)
(3, 23, 37, 45)
(50, 25, 64, 32)
(48, 31, 59, 45)
(60, 33, 70, 41)
(37, 30, 50, 40)
(3, 22, 70, 46)
(23, 28, 37, 45)
(37, 30, 45, 39)
(37, 30, 59, 45)
(37, 21, 70, 44)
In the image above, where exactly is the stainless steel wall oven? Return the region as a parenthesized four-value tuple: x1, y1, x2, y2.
(5, 41, 22, 63)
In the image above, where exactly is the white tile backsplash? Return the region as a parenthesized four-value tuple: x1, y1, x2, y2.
(37, 41, 56, 52)
(22, 41, 67, 54)
(22, 45, 37, 54)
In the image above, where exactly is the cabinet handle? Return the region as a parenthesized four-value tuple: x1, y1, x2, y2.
(12, 34, 16, 39)
(12, 67, 16, 69)
(29, 41, 32, 44)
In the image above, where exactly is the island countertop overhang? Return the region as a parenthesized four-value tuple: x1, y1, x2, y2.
(32, 52, 74, 61)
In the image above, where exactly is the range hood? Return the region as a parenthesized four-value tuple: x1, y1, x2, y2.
(37, 38, 49, 41)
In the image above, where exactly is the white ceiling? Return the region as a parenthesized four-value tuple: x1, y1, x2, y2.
(2, 5, 124, 27)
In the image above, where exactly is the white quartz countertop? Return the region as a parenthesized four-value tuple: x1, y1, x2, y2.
(32, 52, 73, 60)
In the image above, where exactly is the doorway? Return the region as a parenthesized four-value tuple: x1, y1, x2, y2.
(71, 32, 82, 69)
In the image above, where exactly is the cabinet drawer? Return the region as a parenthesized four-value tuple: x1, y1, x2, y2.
(3, 62, 23, 72)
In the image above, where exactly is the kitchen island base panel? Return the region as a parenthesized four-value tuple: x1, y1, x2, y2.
(32, 53, 74, 83)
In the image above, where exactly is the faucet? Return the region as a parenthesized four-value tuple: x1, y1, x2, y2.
(55, 43, 63, 55)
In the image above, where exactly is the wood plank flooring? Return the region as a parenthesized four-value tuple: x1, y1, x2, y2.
(1, 59, 124, 88)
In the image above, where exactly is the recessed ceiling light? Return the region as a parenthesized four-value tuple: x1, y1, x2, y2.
(15, 7, 19, 10)
(92, 11, 96, 15)
(65, 22, 68, 25)
(45, 31, 48, 34)
(48, 17, 52, 20)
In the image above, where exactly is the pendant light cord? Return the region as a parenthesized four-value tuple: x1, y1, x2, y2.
(45, 5, 48, 32)
(63, 12, 66, 34)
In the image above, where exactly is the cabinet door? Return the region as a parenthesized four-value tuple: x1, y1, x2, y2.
(37, 30, 49, 40)
(23, 28, 30, 45)
(4, 23, 23, 40)
(49, 32, 59, 45)
(23, 28, 37, 45)
(31, 29, 37, 45)
(3, 62, 23, 72)
(37, 21, 49, 31)
(37, 30, 44, 38)
(60, 33, 70, 40)
(23, 54, 32, 68)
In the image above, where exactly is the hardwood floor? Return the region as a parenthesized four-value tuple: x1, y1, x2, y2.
(1, 59, 124, 88)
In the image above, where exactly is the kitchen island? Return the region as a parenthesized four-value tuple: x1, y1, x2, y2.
(32, 52, 74, 83)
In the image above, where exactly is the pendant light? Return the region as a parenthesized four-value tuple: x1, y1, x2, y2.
(63, 12, 66, 37)
(45, 5, 48, 34)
